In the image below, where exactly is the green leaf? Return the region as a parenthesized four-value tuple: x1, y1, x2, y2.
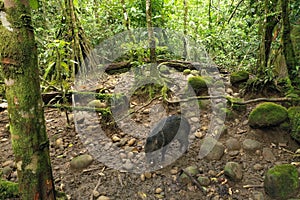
(73, 0, 79, 8)
(29, 0, 39, 10)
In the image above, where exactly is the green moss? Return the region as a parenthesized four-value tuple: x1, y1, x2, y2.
(158, 65, 170, 74)
(232, 103, 247, 112)
(191, 70, 200, 76)
(228, 97, 247, 112)
(264, 164, 299, 199)
(288, 106, 300, 119)
(230, 71, 249, 84)
(198, 100, 210, 109)
(287, 107, 300, 142)
(183, 69, 191, 75)
(280, 121, 291, 131)
(221, 108, 235, 120)
(187, 76, 212, 95)
(248, 102, 288, 128)
(0, 179, 19, 199)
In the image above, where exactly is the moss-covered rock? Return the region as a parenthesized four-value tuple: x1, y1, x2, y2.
(183, 69, 191, 75)
(230, 71, 249, 84)
(224, 162, 243, 182)
(179, 166, 200, 184)
(288, 107, 300, 119)
(288, 107, 300, 142)
(191, 70, 200, 76)
(187, 76, 212, 95)
(248, 102, 288, 128)
(264, 164, 299, 199)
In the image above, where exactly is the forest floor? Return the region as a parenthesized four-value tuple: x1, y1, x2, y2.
(1, 69, 300, 200)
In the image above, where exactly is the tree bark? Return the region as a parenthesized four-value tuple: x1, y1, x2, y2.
(0, 1, 56, 199)
(208, 0, 212, 29)
(183, 0, 188, 60)
(146, 0, 156, 64)
(280, 0, 297, 81)
(121, 0, 130, 31)
(257, 0, 280, 74)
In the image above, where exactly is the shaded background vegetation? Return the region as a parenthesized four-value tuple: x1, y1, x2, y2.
(1, 0, 299, 97)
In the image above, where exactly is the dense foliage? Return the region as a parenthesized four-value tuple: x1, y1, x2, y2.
(1, 0, 299, 96)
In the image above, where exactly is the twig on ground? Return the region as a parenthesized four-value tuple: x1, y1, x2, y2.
(243, 184, 263, 189)
(90, 167, 106, 200)
(182, 169, 207, 194)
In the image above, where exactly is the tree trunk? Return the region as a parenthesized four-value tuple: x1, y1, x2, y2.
(0, 1, 56, 199)
(146, 0, 156, 64)
(183, 0, 188, 60)
(146, 0, 158, 77)
(208, 0, 212, 29)
(280, 0, 297, 81)
(121, 0, 130, 31)
(256, 0, 280, 75)
(63, 0, 96, 76)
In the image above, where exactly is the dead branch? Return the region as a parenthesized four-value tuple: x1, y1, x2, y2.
(90, 167, 106, 200)
(234, 97, 294, 105)
(182, 169, 207, 194)
(243, 184, 263, 189)
(227, 0, 244, 24)
(166, 96, 296, 105)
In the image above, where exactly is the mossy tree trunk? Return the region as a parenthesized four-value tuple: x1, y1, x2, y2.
(256, 0, 280, 75)
(280, 0, 297, 81)
(0, 1, 56, 199)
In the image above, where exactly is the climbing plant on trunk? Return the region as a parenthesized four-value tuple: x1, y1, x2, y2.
(0, 0, 56, 199)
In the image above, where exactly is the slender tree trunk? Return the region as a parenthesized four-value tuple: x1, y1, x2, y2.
(146, 0, 156, 64)
(280, 0, 297, 81)
(0, 0, 56, 199)
(146, 0, 158, 78)
(183, 0, 188, 60)
(208, 0, 212, 29)
(120, 0, 134, 42)
(121, 0, 130, 31)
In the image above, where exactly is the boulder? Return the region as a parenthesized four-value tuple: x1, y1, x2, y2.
(187, 76, 212, 95)
(264, 164, 299, 199)
(248, 102, 288, 128)
(230, 71, 249, 84)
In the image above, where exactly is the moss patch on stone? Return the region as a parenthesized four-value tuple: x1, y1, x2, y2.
(187, 76, 212, 95)
(264, 164, 299, 199)
(230, 71, 249, 84)
(248, 102, 288, 128)
(183, 69, 191, 75)
(288, 106, 300, 142)
(288, 106, 300, 119)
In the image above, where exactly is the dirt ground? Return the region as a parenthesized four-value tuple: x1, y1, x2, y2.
(1, 70, 300, 200)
